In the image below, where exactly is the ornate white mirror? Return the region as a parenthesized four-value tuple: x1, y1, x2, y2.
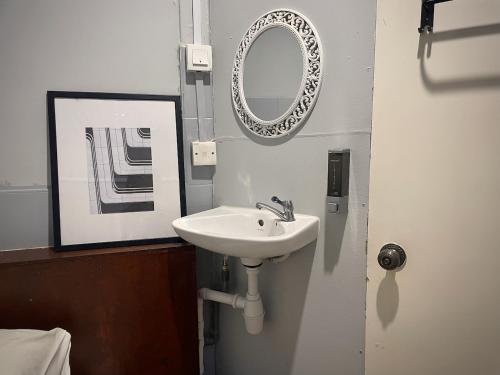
(232, 9, 323, 138)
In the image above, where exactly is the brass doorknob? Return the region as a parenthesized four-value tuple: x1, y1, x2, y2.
(378, 243, 406, 270)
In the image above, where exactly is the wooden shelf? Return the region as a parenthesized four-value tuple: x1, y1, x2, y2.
(0, 242, 188, 265)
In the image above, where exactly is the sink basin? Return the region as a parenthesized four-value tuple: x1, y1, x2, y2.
(172, 206, 319, 263)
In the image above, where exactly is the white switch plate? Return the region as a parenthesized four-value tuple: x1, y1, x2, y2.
(192, 141, 217, 166)
(186, 44, 212, 72)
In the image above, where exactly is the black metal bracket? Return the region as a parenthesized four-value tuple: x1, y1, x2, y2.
(418, 0, 453, 33)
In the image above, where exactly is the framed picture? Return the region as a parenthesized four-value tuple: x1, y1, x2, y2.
(47, 91, 186, 251)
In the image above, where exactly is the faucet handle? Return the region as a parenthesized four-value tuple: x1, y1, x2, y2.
(271, 196, 293, 210)
(271, 196, 283, 205)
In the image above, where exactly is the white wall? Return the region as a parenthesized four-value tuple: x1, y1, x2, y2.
(210, 1, 376, 374)
(0, 0, 183, 249)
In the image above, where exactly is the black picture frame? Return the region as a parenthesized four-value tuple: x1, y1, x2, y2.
(47, 91, 186, 251)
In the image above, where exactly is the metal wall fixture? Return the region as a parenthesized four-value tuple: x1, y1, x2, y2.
(418, 0, 453, 33)
(327, 150, 350, 214)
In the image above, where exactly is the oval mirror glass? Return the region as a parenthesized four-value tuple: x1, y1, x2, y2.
(243, 27, 303, 122)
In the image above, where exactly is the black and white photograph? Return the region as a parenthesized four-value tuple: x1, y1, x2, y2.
(85, 127, 154, 215)
(48, 92, 185, 250)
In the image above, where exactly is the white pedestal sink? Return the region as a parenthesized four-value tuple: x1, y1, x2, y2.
(172, 205, 319, 342)
(172, 205, 319, 266)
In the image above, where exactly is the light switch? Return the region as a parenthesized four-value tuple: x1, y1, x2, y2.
(186, 44, 212, 72)
(193, 49, 208, 66)
(192, 141, 217, 166)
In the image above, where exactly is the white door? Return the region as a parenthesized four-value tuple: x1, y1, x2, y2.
(367, 1, 500, 374)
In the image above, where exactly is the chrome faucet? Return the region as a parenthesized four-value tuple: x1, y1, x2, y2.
(256, 196, 295, 222)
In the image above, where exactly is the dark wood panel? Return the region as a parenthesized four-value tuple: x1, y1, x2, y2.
(0, 244, 198, 375)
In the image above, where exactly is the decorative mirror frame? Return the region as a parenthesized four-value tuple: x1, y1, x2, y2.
(231, 9, 324, 138)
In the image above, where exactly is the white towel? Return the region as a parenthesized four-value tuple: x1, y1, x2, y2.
(0, 328, 71, 375)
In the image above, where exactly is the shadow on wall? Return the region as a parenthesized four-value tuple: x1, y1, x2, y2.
(258, 240, 316, 374)
(323, 210, 347, 274)
(376, 271, 399, 329)
(417, 23, 500, 92)
(218, 240, 316, 375)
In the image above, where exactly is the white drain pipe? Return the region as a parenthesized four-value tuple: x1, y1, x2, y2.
(199, 288, 245, 309)
(240, 267, 265, 334)
(197, 266, 265, 374)
(198, 267, 264, 334)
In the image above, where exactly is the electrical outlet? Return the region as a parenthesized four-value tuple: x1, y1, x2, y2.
(192, 141, 217, 166)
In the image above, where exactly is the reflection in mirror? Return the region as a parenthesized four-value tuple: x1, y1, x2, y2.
(243, 27, 303, 122)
